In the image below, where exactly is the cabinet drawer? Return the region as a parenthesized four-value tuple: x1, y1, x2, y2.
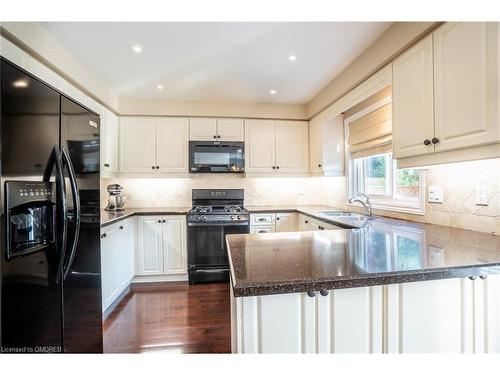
(250, 226, 275, 234)
(250, 213, 276, 225)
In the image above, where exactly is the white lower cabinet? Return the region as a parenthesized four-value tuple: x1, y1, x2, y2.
(137, 215, 187, 277)
(100, 218, 135, 312)
(231, 275, 500, 353)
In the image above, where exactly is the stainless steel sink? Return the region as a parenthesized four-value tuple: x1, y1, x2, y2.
(319, 211, 365, 218)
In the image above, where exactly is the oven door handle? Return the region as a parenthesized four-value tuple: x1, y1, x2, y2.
(43, 145, 67, 285)
(187, 222, 249, 227)
(62, 147, 81, 280)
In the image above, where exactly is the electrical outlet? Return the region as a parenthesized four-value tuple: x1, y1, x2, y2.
(475, 185, 488, 205)
(428, 186, 443, 203)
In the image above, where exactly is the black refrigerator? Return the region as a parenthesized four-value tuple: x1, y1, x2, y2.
(0, 58, 103, 353)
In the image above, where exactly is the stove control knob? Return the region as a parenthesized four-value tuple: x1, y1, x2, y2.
(230, 215, 235, 220)
(202, 215, 207, 221)
(195, 215, 201, 221)
(237, 215, 241, 220)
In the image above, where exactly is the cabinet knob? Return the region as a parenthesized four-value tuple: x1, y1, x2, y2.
(101, 233, 107, 239)
(305, 220, 309, 224)
(479, 274, 487, 280)
(318, 164, 322, 168)
(217, 135, 221, 139)
(276, 166, 280, 169)
(157, 219, 161, 223)
(424, 139, 431, 146)
(156, 166, 159, 169)
(151, 166, 155, 169)
(213, 135, 217, 139)
(469, 276, 477, 281)
(162, 219, 166, 223)
(104, 163, 110, 168)
(431, 137, 440, 144)
(272, 166, 276, 170)
(320, 289, 329, 297)
(119, 225, 123, 230)
(307, 291, 316, 297)
(276, 217, 280, 221)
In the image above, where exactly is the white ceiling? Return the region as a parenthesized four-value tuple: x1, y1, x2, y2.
(41, 22, 391, 104)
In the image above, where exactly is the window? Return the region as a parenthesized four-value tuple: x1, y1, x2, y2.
(345, 93, 423, 213)
(351, 153, 423, 212)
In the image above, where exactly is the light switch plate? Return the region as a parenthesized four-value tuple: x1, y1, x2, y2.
(428, 186, 443, 203)
(475, 185, 488, 205)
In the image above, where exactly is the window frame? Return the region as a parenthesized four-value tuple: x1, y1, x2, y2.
(345, 98, 425, 215)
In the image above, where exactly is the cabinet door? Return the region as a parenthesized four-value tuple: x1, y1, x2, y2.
(217, 118, 245, 141)
(119, 117, 157, 173)
(275, 121, 309, 173)
(118, 219, 135, 287)
(245, 120, 276, 173)
(386, 278, 474, 353)
(309, 118, 323, 173)
(162, 216, 187, 275)
(433, 22, 499, 152)
(473, 274, 500, 353)
(189, 117, 217, 140)
(392, 35, 435, 158)
(108, 112, 119, 173)
(156, 117, 189, 172)
(100, 226, 120, 311)
(275, 213, 298, 232)
(137, 216, 164, 275)
(298, 214, 312, 231)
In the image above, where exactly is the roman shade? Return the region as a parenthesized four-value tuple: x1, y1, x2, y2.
(347, 102, 392, 159)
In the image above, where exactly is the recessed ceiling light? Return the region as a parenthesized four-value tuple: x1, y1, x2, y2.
(156, 84, 164, 90)
(12, 79, 28, 88)
(287, 55, 297, 62)
(130, 44, 144, 54)
(269, 89, 277, 95)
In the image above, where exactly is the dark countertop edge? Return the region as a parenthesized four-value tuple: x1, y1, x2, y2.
(101, 210, 189, 227)
(231, 264, 500, 298)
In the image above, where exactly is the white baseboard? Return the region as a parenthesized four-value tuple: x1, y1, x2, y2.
(131, 274, 188, 283)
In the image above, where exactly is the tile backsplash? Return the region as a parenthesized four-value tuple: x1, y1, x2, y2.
(102, 158, 500, 234)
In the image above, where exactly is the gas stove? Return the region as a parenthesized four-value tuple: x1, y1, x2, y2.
(188, 204, 249, 223)
(187, 189, 249, 284)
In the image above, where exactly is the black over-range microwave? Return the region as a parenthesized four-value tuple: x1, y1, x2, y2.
(189, 141, 245, 173)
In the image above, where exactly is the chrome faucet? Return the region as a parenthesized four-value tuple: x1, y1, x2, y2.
(348, 193, 372, 216)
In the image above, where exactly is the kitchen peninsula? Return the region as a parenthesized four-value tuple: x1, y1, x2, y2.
(227, 211, 500, 354)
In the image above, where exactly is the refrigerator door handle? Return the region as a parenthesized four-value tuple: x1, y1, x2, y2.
(62, 147, 81, 280)
(43, 145, 68, 285)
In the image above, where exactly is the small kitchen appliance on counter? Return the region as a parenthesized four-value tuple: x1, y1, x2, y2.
(187, 189, 249, 283)
(104, 184, 126, 211)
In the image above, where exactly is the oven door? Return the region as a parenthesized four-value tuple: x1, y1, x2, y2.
(189, 141, 244, 173)
(187, 222, 249, 282)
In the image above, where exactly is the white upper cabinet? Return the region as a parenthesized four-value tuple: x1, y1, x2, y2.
(189, 117, 244, 141)
(245, 119, 276, 173)
(309, 115, 344, 176)
(156, 117, 189, 173)
(217, 118, 245, 141)
(433, 22, 499, 152)
(392, 35, 435, 158)
(120, 116, 189, 174)
(189, 117, 217, 140)
(119, 117, 157, 173)
(245, 119, 309, 174)
(101, 109, 119, 175)
(275, 121, 309, 173)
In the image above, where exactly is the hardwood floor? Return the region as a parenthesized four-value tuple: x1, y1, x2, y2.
(103, 282, 231, 353)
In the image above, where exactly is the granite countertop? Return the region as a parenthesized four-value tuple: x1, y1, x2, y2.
(227, 210, 500, 297)
(101, 207, 190, 227)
